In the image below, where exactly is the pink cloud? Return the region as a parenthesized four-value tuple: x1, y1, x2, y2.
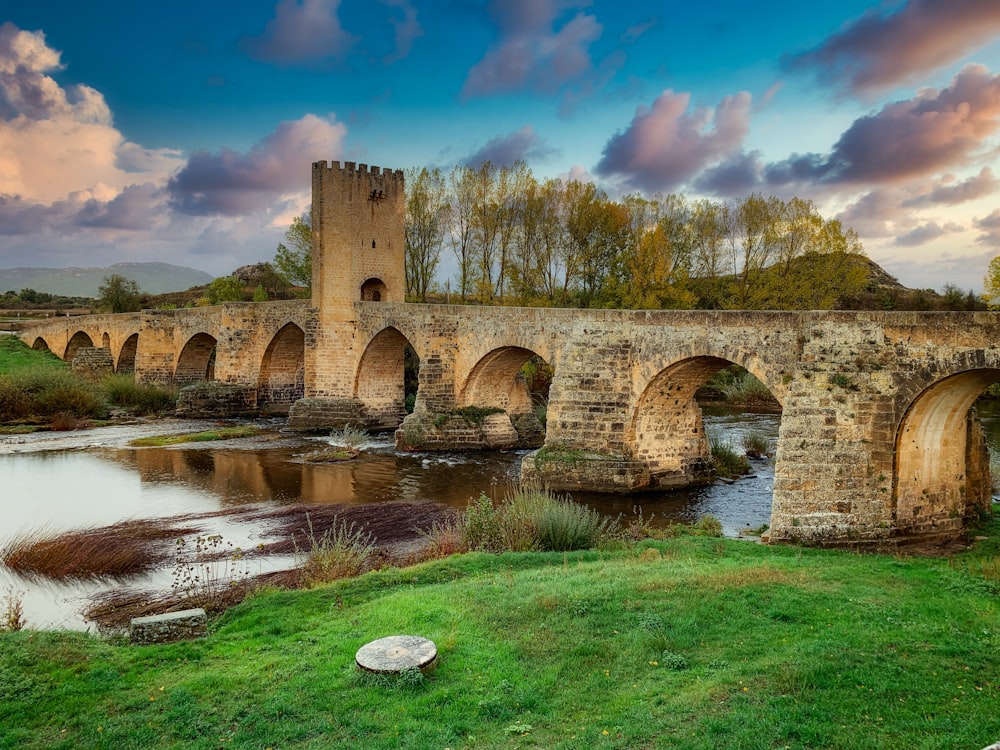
(903, 167, 999, 207)
(462, 0, 603, 97)
(595, 90, 752, 192)
(766, 65, 1000, 186)
(975, 209, 1000, 247)
(785, 0, 1000, 96)
(243, 0, 357, 65)
(167, 114, 347, 215)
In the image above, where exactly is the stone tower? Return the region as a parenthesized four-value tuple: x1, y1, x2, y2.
(311, 161, 405, 316)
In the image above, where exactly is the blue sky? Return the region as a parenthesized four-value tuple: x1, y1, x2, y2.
(2, 0, 1000, 292)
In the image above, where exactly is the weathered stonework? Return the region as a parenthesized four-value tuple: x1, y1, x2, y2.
(129, 608, 207, 645)
(19, 160, 1000, 548)
(71, 346, 114, 379)
(175, 382, 257, 418)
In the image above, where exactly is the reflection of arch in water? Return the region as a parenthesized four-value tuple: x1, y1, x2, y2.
(894, 369, 998, 537)
(355, 327, 417, 428)
(117, 333, 139, 374)
(258, 323, 305, 414)
(64, 331, 94, 361)
(175, 333, 217, 385)
(629, 356, 781, 491)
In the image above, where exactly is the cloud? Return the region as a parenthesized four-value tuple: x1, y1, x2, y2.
(76, 183, 166, 230)
(167, 114, 346, 216)
(462, 0, 603, 97)
(243, 0, 357, 65)
(0, 23, 183, 207)
(894, 221, 963, 247)
(382, 0, 423, 64)
(975, 209, 1000, 247)
(595, 90, 752, 192)
(693, 150, 763, 196)
(902, 167, 999, 207)
(765, 65, 1000, 187)
(463, 125, 555, 168)
(784, 0, 1000, 96)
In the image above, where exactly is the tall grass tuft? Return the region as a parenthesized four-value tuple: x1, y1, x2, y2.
(297, 518, 377, 587)
(741, 429, 772, 459)
(709, 431, 750, 478)
(460, 488, 618, 553)
(101, 374, 177, 415)
(0, 367, 107, 423)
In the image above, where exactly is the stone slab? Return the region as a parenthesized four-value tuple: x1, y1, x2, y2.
(355, 635, 438, 674)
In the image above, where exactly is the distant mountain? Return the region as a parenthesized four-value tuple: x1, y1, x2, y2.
(0, 262, 215, 297)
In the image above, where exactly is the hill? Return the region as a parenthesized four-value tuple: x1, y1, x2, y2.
(0, 262, 214, 297)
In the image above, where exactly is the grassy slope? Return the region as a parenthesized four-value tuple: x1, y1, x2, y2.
(3, 527, 1000, 749)
(0, 334, 65, 374)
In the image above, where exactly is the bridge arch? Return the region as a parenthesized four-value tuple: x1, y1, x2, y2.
(628, 354, 781, 490)
(117, 333, 139, 374)
(101, 332, 110, 350)
(355, 326, 418, 428)
(893, 367, 1000, 537)
(175, 332, 217, 385)
(460, 346, 547, 414)
(32, 337, 51, 353)
(64, 331, 94, 362)
(258, 322, 305, 413)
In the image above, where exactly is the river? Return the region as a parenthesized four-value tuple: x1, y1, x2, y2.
(2, 403, 997, 630)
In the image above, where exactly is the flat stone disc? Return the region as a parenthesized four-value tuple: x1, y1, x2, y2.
(355, 635, 438, 674)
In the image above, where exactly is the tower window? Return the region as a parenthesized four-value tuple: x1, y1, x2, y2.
(372, 240, 376, 249)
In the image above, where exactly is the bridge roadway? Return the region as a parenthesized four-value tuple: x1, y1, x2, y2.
(19, 302, 1000, 548)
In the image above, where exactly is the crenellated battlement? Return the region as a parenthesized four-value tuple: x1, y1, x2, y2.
(313, 160, 405, 179)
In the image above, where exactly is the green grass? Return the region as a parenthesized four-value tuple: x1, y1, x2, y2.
(3, 524, 1000, 749)
(129, 426, 261, 446)
(0, 334, 64, 374)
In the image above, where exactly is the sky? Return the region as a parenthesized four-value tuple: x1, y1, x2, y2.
(2, 0, 1000, 293)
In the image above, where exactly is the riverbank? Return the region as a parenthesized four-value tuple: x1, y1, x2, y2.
(3, 522, 1000, 749)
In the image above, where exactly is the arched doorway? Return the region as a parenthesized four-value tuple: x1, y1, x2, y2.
(360, 278, 387, 302)
(894, 370, 999, 537)
(175, 333, 217, 385)
(355, 327, 417, 428)
(258, 323, 305, 414)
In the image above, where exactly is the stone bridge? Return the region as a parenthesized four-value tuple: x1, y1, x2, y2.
(17, 160, 1000, 548)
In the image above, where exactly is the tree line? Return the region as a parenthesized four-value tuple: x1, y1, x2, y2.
(403, 162, 871, 310)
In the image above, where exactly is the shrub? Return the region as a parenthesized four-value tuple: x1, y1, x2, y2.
(691, 515, 723, 537)
(1, 589, 25, 632)
(331, 423, 367, 449)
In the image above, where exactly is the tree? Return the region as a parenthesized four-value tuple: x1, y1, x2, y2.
(274, 212, 312, 290)
(405, 167, 449, 302)
(984, 256, 1000, 309)
(98, 274, 141, 313)
(206, 276, 244, 304)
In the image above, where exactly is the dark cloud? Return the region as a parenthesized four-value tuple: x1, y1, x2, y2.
(902, 167, 999, 207)
(895, 221, 963, 247)
(975, 209, 1000, 247)
(167, 115, 345, 216)
(766, 65, 1000, 187)
(463, 126, 555, 168)
(595, 90, 751, 193)
(693, 151, 763, 196)
(243, 0, 357, 65)
(77, 184, 164, 230)
(784, 0, 1000, 96)
(461, 0, 603, 97)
